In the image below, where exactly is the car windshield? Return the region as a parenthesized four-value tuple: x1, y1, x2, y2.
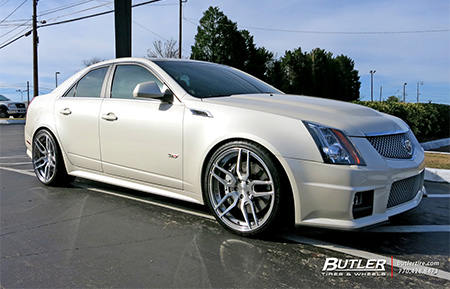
(0, 95, 10, 101)
(153, 60, 281, 98)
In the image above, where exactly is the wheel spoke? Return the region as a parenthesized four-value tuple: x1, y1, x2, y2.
(35, 138, 46, 154)
(250, 180, 274, 197)
(236, 149, 250, 181)
(240, 201, 252, 230)
(214, 191, 239, 218)
(34, 159, 47, 170)
(212, 164, 237, 187)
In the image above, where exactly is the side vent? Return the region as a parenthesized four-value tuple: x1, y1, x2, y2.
(189, 109, 213, 118)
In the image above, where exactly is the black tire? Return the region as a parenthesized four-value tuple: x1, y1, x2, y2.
(203, 140, 287, 237)
(0, 109, 8, 118)
(32, 129, 74, 186)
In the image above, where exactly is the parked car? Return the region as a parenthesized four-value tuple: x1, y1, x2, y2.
(24, 58, 425, 236)
(0, 95, 27, 118)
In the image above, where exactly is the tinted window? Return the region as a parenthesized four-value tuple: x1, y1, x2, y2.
(111, 65, 163, 99)
(73, 67, 108, 98)
(153, 60, 280, 98)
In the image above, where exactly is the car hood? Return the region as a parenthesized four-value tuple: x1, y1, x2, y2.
(198, 94, 409, 137)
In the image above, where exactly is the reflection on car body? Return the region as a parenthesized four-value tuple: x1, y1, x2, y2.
(24, 58, 425, 236)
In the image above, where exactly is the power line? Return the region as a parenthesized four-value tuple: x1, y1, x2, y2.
(39, 0, 163, 28)
(184, 17, 450, 35)
(0, 0, 28, 25)
(39, 0, 97, 17)
(0, 0, 165, 50)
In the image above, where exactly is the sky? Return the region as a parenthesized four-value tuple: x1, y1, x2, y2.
(0, 0, 449, 104)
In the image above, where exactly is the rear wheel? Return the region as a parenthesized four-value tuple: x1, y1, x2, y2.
(204, 141, 286, 236)
(32, 129, 73, 186)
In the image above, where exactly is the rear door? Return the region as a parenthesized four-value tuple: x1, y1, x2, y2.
(54, 66, 109, 171)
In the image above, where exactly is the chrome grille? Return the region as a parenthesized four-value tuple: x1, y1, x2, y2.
(367, 133, 414, 159)
(387, 171, 424, 209)
(16, 103, 25, 108)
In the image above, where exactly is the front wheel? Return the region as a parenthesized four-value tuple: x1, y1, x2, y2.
(204, 141, 287, 237)
(0, 109, 8, 118)
(32, 129, 73, 186)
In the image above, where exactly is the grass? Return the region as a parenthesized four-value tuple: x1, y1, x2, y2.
(425, 152, 450, 170)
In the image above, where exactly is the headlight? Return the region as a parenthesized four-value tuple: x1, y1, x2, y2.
(304, 121, 365, 166)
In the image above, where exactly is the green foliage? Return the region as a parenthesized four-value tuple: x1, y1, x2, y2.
(355, 101, 450, 142)
(191, 7, 361, 102)
(278, 48, 360, 101)
(190, 7, 247, 70)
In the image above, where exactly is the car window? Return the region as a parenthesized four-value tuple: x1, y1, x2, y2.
(111, 65, 163, 99)
(69, 67, 108, 98)
(153, 60, 281, 98)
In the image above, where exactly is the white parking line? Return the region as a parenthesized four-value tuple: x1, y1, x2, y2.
(76, 185, 215, 221)
(366, 225, 450, 233)
(0, 166, 35, 177)
(426, 194, 450, 198)
(283, 233, 450, 281)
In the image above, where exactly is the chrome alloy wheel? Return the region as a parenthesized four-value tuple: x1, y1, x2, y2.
(207, 146, 277, 234)
(33, 131, 58, 184)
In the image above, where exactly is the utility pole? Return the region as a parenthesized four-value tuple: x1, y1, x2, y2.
(379, 86, 382, 101)
(178, 0, 182, 58)
(32, 0, 38, 97)
(27, 81, 30, 105)
(369, 70, 376, 101)
(114, 0, 132, 58)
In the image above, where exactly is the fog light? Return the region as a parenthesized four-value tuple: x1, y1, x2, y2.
(352, 191, 374, 219)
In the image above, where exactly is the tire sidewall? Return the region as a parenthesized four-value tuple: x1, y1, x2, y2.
(203, 140, 284, 237)
(32, 129, 67, 186)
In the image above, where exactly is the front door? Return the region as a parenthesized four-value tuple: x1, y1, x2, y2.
(99, 64, 184, 189)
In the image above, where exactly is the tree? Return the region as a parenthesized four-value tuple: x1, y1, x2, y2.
(190, 6, 247, 70)
(82, 57, 105, 67)
(147, 38, 179, 58)
(277, 48, 360, 101)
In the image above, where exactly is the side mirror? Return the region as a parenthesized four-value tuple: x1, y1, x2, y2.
(133, 81, 173, 103)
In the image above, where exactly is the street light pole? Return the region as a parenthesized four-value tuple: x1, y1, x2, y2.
(16, 89, 23, 101)
(417, 81, 423, 103)
(369, 70, 376, 101)
(55, 72, 60, 87)
(403, 83, 407, 103)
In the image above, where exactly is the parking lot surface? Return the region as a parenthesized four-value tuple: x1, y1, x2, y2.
(1, 124, 449, 288)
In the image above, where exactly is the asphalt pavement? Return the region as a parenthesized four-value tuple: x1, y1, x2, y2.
(1, 124, 449, 288)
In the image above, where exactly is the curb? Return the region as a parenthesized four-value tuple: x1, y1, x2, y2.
(425, 168, 450, 183)
(421, 138, 450, 151)
(0, 119, 25, 124)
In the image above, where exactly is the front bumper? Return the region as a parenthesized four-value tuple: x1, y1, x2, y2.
(285, 138, 425, 230)
(8, 108, 27, 115)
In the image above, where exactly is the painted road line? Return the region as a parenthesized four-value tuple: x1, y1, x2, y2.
(283, 233, 450, 281)
(426, 194, 450, 198)
(366, 225, 450, 233)
(76, 185, 215, 221)
(0, 166, 35, 177)
(0, 162, 33, 166)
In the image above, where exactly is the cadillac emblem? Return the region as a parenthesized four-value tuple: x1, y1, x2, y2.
(403, 139, 413, 155)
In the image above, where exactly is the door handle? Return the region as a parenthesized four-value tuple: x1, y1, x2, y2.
(101, 112, 118, 121)
(59, 108, 72, 115)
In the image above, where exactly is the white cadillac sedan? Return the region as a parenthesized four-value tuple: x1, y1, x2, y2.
(25, 58, 425, 236)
